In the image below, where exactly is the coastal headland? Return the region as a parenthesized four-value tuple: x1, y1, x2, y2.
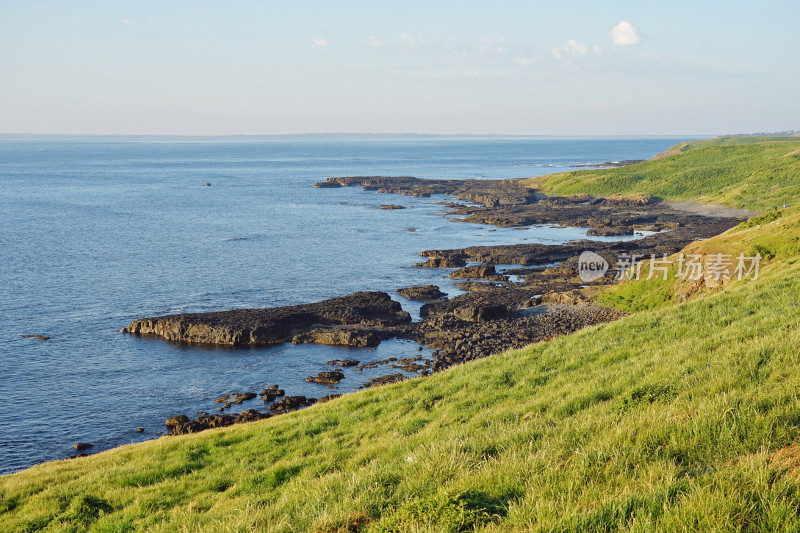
(6, 137, 800, 531)
(123, 173, 749, 434)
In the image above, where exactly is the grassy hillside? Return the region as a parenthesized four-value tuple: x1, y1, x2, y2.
(524, 138, 800, 210)
(656, 136, 800, 157)
(3, 215, 800, 531)
(4, 137, 800, 532)
(598, 205, 800, 313)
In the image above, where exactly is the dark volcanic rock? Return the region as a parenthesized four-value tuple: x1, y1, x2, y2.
(449, 264, 508, 281)
(260, 385, 285, 402)
(327, 359, 360, 367)
(379, 204, 406, 209)
(269, 396, 316, 412)
(306, 370, 345, 384)
(453, 281, 506, 292)
(355, 358, 397, 371)
(291, 326, 388, 347)
(166, 410, 273, 435)
(587, 226, 634, 236)
(308, 176, 747, 376)
(397, 304, 626, 371)
(396, 285, 447, 301)
(541, 290, 592, 305)
(419, 287, 523, 322)
(214, 392, 257, 405)
(388, 356, 433, 372)
(452, 304, 508, 322)
(316, 177, 540, 209)
(122, 291, 410, 346)
(537, 194, 594, 206)
(413, 256, 468, 268)
(450, 264, 495, 278)
(359, 374, 408, 389)
(231, 392, 257, 404)
(318, 394, 342, 403)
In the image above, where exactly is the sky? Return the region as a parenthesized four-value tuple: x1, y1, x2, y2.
(1, 0, 798, 135)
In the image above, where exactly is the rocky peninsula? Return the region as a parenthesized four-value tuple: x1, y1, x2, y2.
(124, 175, 746, 435)
(122, 291, 410, 347)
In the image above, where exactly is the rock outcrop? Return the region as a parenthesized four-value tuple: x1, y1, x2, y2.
(396, 285, 447, 301)
(260, 385, 285, 402)
(305, 370, 345, 384)
(269, 396, 316, 412)
(314, 176, 539, 207)
(587, 226, 634, 236)
(166, 410, 273, 435)
(122, 292, 410, 346)
(449, 264, 508, 281)
(291, 326, 388, 348)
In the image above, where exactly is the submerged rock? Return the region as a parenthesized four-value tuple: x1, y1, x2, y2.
(20, 334, 50, 340)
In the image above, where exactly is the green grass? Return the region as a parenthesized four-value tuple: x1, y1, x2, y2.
(4, 216, 800, 531)
(672, 136, 800, 151)
(598, 205, 800, 313)
(524, 137, 800, 210)
(4, 136, 800, 531)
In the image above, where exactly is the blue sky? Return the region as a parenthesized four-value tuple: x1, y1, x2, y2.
(1, 1, 797, 135)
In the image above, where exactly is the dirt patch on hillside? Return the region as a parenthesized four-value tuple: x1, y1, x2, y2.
(662, 201, 760, 219)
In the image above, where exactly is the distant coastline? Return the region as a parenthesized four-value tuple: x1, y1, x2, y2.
(0, 132, 715, 142)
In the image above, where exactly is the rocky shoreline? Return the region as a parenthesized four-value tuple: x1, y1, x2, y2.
(122, 291, 410, 347)
(120, 175, 746, 437)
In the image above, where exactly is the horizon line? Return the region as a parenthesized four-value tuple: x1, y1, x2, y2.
(0, 132, 723, 139)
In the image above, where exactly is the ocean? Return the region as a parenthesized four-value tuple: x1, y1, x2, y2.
(0, 136, 698, 474)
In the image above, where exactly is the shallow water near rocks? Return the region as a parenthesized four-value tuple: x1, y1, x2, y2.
(0, 136, 695, 474)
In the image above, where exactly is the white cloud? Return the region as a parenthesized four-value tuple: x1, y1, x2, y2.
(567, 39, 588, 55)
(121, 18, 134, 25)
(398, 32, 423, 46)
(312, 35, 328, 47)
(611, 21, 641, 46)
(513, 56, 538, 66)
(552, 39, 600, 59)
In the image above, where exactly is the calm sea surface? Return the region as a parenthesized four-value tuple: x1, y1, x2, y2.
(0, 137, 697, 474)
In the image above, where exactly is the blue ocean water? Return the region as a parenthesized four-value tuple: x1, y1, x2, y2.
(0, 136, 697, 474)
